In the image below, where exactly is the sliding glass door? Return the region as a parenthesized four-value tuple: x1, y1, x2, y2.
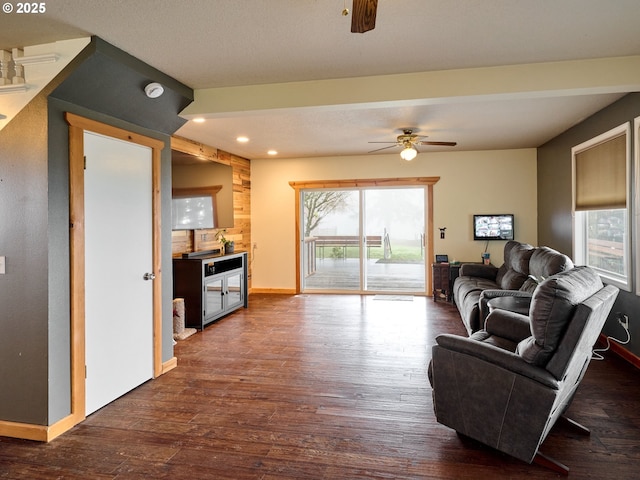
(302, 190, 360, 290)
(301, 187, 426, 294)
(363, 188, 425, 292)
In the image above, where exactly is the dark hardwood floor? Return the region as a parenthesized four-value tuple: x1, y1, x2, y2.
(1, 294, 639, 479)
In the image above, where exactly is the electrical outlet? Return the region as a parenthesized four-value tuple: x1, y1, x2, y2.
(0, 256, 5, 274)
(617, 312, 629, 330)
(253, 242, 258, 249)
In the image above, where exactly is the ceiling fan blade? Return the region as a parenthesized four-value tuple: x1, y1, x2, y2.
(418, 141, 458, 147)
(368, 144, 399, 153)
(351, 0, 378, 33)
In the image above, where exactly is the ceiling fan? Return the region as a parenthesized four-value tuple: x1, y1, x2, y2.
(350, 0, 378, 33)
(368, 129, 458, 160)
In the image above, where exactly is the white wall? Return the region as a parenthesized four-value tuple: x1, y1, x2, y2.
(0, 38, 91, 132)
(251, 148, 537, 290)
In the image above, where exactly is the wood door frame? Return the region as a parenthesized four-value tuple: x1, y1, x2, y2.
(289, 177, 440, 294)
(65, 112, 165, 431)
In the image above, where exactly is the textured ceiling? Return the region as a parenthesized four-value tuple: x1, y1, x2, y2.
(2, 0, 640, 158)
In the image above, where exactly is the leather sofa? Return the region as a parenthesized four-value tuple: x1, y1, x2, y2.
(429, 266, 619, 473)
(453, 241, 574, 334)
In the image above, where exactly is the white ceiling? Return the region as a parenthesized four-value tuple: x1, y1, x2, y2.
(2, 0, 640, 159)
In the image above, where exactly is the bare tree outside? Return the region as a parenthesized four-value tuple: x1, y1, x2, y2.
(303, 191, 351, 237)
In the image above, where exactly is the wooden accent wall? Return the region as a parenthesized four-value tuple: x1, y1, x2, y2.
(170, 136, 251, 284)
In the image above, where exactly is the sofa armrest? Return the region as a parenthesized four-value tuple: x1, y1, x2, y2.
(459, 263, 499, 280)
(479, 289, 533, 322)
(434, 334, 558, 389)
(484, 309, 532, 343)
(481, 289, 533, 301)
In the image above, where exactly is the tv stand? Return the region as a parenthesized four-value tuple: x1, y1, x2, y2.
(173, 251, 248, 329)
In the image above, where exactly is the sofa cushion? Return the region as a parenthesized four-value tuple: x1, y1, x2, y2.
(509, 242, 535, 273)
(500, 270, 529, 290)
(529, 246, 574, 280)
(494, 263, 508, 287)
(459, 263, 499, 280)
(516, 266, 603, 367)
(496, 241, 523, 286)
(498, 242, 534, 290)
(456, 276, 500, 297)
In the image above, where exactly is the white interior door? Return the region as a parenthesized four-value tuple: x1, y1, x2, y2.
(84, 131, 154, 415)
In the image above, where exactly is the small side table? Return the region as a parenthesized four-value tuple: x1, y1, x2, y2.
(432, 263, 449, 301)
(487, 296, 531, 316)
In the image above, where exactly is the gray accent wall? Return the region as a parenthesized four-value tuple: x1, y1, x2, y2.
(0, 37, 192, 426)
(0, 80, 52, 424)
(538, 92, 640, 358)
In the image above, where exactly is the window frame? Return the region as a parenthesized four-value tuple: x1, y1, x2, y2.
(635, 116, 640, 295)
(571, 122, 631, 291)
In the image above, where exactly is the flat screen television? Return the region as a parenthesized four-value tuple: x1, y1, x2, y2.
(473, 214, 514, 241)
(172, 195, 215, 230)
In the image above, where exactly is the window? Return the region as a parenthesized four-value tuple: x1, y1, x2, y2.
(572, 123, 630, 291)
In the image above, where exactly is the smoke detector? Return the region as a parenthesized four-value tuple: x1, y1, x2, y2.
(144, 82, 164, 99)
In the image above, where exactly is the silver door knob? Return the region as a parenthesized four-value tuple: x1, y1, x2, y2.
(143, 272, 156, 281)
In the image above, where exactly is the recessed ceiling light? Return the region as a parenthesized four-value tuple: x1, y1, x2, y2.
(267, 150, 278, 156)
(236, 136, 249, 143)
(192, 117, 205, 123)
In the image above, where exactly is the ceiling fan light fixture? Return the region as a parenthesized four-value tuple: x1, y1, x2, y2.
(400, 145, 417, 161)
